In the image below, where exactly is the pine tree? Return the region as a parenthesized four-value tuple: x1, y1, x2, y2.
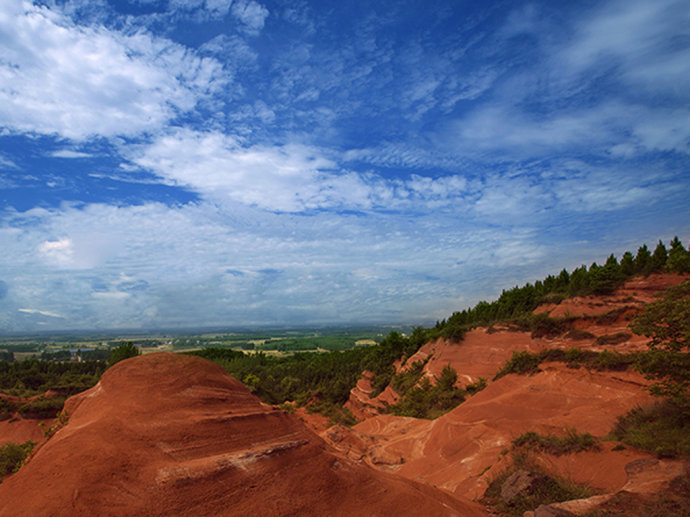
(667, 237, 690, 273)
(634, 244, 652, 275)
(650, 240, 668, 272)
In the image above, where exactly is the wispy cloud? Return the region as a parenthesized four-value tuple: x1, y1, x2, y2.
(0, 2, 224, 140)
(50, 150, 93, 159)
(18, 308, 64, 318)
(1, 1, 688, 333)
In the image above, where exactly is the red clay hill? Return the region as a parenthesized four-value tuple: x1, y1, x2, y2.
(0, 352, 485, 517)
(328, 273, 689, 513)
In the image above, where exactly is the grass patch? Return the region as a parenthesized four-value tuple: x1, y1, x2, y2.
(512, 429, 600, 455)
(610, 400, 690, 458)
(0, 440, 35, 478)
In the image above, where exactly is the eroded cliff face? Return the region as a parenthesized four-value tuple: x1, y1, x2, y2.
(0, 353, 485, 517)
(330, 273, 689, 513)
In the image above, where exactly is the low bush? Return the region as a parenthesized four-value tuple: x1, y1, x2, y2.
(17, 396, 66, 419)
(389, 365, 466, 419)
(0, 398, 17, 421)
(482, 452, 593, 516)
(390, 360, 426, 396)
(595, 333, 632, 346)
(0, 440, 35, 477)
(494, 348, 638, 380)
(465, 377, 487, 395)
(529, 313, 574, 339)
(512, 429, 600, 455)
(611, 400, 690, 458)
(494, 351, 542, 379)
(565, 329, 596, 341)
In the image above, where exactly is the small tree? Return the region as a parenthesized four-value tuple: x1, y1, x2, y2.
(107, 342, 140, 367)
(667, 236, 690, 273)
(631, 280, 690, 411)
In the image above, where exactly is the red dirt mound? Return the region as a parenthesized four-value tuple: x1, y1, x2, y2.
(0, 353, 485, 516)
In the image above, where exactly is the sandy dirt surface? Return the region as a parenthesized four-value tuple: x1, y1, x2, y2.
(0, 418, 45, 445)
(0, 353, 486, 517)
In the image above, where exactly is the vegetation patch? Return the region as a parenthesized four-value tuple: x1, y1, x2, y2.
(528, 313, 575, 339)
(390, 360, 427, 395)
(494, 351, 543, 379)
(565, 329, 596, 340)
(482, 452, 594, 516)
(0, 359, 105, 399)
(0, 398, 17, 421)
(512, 429, 600, 455)
(611, 400, 690, 458)
(595, 332, 632, 346)
(17, 396, 66, 419)
(494, 348, 637, 380)
(388, 365, 466, 419)
(0, 440, 35, 478)
(306, 400, 358, 427)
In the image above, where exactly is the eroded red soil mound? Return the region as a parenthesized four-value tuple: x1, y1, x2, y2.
(350, 362, 655, 500)
(0, 353, 485, 516)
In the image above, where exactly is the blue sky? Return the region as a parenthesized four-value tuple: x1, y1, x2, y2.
(1, 0, 689, 333)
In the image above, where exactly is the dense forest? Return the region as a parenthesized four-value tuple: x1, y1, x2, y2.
(431, 236, 690, 342)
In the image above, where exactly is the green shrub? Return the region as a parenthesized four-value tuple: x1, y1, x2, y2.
(0, 398, 17, 421)
(0, 441, 35, 477)
(595, 333, 632, 346)
(482, 455, 593, 516)
(389, 365, 466, 419)
(107, 342, 140, 367)
(611, 400, 690, 458)
(494, 351, 542, 380)
(529, 313, 573, 339)
(512, 429, 599, 455)
(17, 396, 66, 419)
(390, 360, 426, 396)
(564, 329, 596, 340)
(465, 377, 487, 395)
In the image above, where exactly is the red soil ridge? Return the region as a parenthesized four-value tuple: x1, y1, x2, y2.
(332, 273, 689, 511)
(0, 353, 485, 516)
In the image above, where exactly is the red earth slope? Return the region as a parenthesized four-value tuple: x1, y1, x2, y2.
(0, 353, 486, 517)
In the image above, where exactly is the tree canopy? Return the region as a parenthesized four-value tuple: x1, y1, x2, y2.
(631, 280, 690, 410)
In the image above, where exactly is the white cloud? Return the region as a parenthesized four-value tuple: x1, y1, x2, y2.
(0, 199, 567, 331)
(0, 2, 224, 140)
(231, 0, 269, 34)
(130, 129, 485, 212)
(18, 308, 64, 318)
(0, 154, 18, 169)
(50, 150, 93, 159)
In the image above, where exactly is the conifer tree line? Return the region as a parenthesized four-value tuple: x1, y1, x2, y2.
(432, 237, 690, 340)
